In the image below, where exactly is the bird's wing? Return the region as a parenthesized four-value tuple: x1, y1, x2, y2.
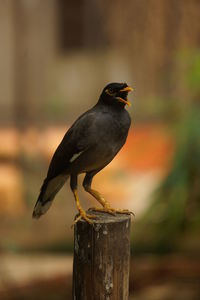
(46, 109, 97, 179)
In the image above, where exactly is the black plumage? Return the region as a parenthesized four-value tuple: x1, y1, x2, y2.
(33, 82, 133, 224)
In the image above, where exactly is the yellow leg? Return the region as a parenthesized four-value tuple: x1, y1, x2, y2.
(86, 187, 134, 216)
(86, 187, 110, 208)
(72, 189, 96, 225)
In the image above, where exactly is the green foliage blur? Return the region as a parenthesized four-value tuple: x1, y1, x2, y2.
(133, 51, 200, 254)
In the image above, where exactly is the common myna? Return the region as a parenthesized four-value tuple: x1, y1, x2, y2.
(33, 82, 133, 224)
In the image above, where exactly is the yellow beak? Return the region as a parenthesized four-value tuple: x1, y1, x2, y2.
(117, 97, 131, 106)
(119, 86, 134, 93)
(117, 86, 133, 106)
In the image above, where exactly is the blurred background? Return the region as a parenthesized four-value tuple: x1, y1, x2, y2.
(0, 0, 200, 299)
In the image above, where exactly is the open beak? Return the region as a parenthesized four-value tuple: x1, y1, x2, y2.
(117, 86, 134, 106)
(120, 86, 134, 93)
(117, 97, 131, 106)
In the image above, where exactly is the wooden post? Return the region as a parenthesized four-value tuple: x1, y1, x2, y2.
(72, 210, 131, 300)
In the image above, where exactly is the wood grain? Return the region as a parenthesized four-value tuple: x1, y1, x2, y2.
(72, 210, 131, 300)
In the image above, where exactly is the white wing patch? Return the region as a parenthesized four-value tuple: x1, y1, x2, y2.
(69, 151, 84, 163)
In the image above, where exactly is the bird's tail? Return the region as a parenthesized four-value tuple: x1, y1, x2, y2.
(32, 174, 69, 219)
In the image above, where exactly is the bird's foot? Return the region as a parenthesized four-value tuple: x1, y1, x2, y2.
(72, 210, 96, 227)
(89, 206, 134, 216)
(113, 208, 135, 216)
(89, 206, 115, 215)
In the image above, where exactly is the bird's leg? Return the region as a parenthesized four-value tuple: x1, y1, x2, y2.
(83, 173, 134, 216)
(83, 172, 111, 210)
(86, 187, 134, 215)
(70, 175, 96, 225)
(72, 189, 96, 225)
(85, 186, 114, 212)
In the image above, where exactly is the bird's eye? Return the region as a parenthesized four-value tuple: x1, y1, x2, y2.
(106, 88, 115, 96)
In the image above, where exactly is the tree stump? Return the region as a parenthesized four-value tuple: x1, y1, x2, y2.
(72, 210, 131, 300)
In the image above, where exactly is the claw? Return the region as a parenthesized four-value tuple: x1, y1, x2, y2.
(114, 209, 135, 216)
(89, 206, 134, 216)
(89, 206, 116, 215)
(71, 212, 96, 228)
(72, 189, 96, 227)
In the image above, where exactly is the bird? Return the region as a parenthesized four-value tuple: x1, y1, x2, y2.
(32, 82, 133, 224)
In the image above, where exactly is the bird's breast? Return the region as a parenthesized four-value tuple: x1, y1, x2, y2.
(69, 108, 131, 174)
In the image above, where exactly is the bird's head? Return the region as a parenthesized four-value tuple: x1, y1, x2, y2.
(99, 82, 134, 108)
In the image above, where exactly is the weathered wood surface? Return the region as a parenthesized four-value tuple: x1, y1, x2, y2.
(72, 210, 131, 300)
